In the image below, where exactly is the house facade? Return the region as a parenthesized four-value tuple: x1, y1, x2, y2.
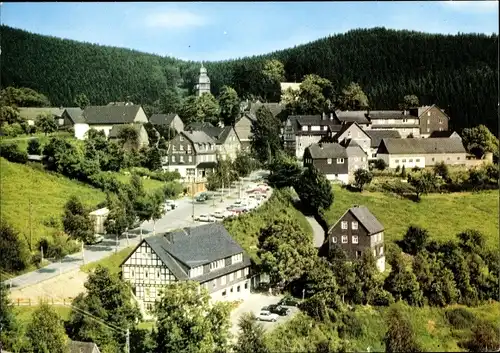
(234, 113, 256, 152)
(367, 110, 421, 138)
(120, 223, 251, 316)
(283, 113, 343, 159)
(149, 113, 184, 133)
(328, 205, 385, 272)
(334, 111, 372, 130)
(333, 122, 371, 156)
(365, 130, 402, 160)
(18, 107, 65, 127)
(376, 137, 467, 169)
(76, 105, 148, 140)
(214, 126, 241, 160)
(163, 130, 217, 181)
(108, 124, 150, 148)
(409, 105, 450, 138)
(303, 143, 348, 184)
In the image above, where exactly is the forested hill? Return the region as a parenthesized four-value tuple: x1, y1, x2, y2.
(1, 25, 498, 132)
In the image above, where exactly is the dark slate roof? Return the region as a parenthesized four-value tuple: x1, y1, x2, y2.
(366, 110, 405, 120)
(371, 124, 419, 129)
(365, 130, 402, 148)
(186, 122, 215, 130)
(216, 126, 236, 144)
(181, 130, 215, 145)
(335, 110, 371, 124)
(249, 102, 285, 117)
(197, 161, 217, 169)
(83, 105, 141, 125)
(288, 115, 342, 135)
(348, 206, 384, 235)
(108, 124, 143, 138)
(306, 143, 347, 159)
(379, 137, 466, 154)
(141, 223, 250, 283)
(149, 113, 178, 126)
(68, 340, 100, 353)
(201, 126, 224, 139)
(64, 107, 85, 124)
(343, 140, 367, 157)
(333, 122, 370, 141)
(429, 131, 459, 138)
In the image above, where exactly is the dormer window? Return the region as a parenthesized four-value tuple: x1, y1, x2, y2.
(180, 136, 184, 142)
(210, 259, 225, 271)
(189, 266, 203, 278)
(231, 253, 243, 264)
(301, 126, 308, 131)
(336, 158, 344, 164)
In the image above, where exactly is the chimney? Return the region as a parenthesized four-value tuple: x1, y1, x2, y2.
(322, 112, 326, 120)
(165, 232, 174, 243)
(330, 112, 334, 120)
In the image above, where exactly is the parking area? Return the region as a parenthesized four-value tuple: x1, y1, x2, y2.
(229, 293, 299, 339)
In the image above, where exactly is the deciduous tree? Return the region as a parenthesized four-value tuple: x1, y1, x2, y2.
(250, 106, 282, 164)
(25, 302, 69, 353)
(383, 252, 423, 306)
(354, 168, 373, 191)
(383, 306, 421, 353)
(218, 86, 240, 126)
(233, 312, 270, 353)
(407, 170, 438, 200)
(0, 221, 30, 272)
(0, 283, 23, 352)
(62, 195, 94, 244)
(398, 225, 429, 255)
(154, 281, 231, 353)
(398, 94, 419, 110)
(104, 193, 129, 237)
(337, 82, 369, 111)
(295, 165, 333, 214)
(462, 124, 499, 159)
(460, 320, 500, 352)
(267, 152, 302, 189)
(27, 138, 42, 155)
(74, 93, 90, 109)
(197, 92, 220, 126)
(118, 125, 141, 151)
(35, 112, 58, 135)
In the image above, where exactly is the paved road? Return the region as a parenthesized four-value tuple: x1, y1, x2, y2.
(306, 216, 326, 248)
(6, 171, 270, 290)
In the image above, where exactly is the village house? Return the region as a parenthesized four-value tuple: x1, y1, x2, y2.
(376, 137, 467, 169)
(120, 223, 251, 317)
(408, 104, 450, 138)
(366, 110, 420, 138)
(328, 205, 385, 272)
(428, 130, 461, 139)
(365, 130, 402, 160)
(73, 105, 148, 140)
(303, 142, 368, 184)
(18, 107, 65, 127)
(107, 124, 150, 149)
(234, 112, 256, 152)
(163, 130, 217, 181)
(283, 113, 343, 159)
(248, 101, 286, 121)
(331, 122, 372, 156)
(68, 341, 101, 353)
(196, 125, 241, 160)
(149, 113, 184, 133)
(334, 110, 372, 130)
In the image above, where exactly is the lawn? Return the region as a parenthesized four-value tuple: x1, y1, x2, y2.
(324, 185, 499, 249)
(113, 173, 165, 193)
(0, 131, 75, 152)
(0, 158, 105, 249)
(81, 246, 135, 275)
(13, 305, 72, 326)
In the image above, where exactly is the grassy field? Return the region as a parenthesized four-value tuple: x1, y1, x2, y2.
(324, 185, 499, 249)
(0, 158, 105, 248)
(0, 132, 75, 152)
(113, 173, 165, 193)
(81, 246, 135, 274)
(13, 305, 72, 326)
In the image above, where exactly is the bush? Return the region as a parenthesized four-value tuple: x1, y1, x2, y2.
(380, 180, 415, 197)
(1, 122, 24, 137)
(42, 215, 60, 229)
(373, 158, 387, 171)
(0, 142, 28, 164)
(38, 232, 79, 260)
(163, 181, 184, 199)
(129, 167, 181, 182)
(338, 312, 365, 338)
(445, 308, 477, 330)
(27, 138, 42, 155)
(88, 172, 125, 193)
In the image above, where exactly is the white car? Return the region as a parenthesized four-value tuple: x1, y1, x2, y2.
(256, 310, 279, 322)
(212, 210, 232, 219)
(195, 214, 216, 222)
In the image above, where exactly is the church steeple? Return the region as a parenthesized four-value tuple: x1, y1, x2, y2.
(196, 62, 210, 96)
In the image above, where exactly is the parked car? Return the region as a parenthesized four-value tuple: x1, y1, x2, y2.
(88, 234, 104, 245)
(265, 304, 291, 316)
(278, 296, 301, 307)
(256, 310, 279, 322)
(212, 210, 232, 219)
(195, 214, 216, 222)
(195, 194, 207, 203)
(165, 200, 178, 210)
(230, 207, 248, 215)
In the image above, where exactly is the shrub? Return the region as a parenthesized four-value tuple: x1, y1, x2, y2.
(88, 172, 124, 193)
(129, 167, 181, 182)
(0, 142, 28, 164)
(445, 308, 477, 330)
(338, 312, 365, 338)
(163, 181, 184, 199)
(27, 138, 42, 155)
(395, 165, 401, 173)
(1, 122, 24, 137)
(42, 215, 61, 229)
(38, 232, 79, 260)
(373, 158, 387, 171)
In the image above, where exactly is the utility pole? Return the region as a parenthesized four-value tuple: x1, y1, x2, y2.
(81, 241, 85, 265)
(125, 328, 130, 353)
(28, 198, 33, 251)
(191, 179, 195, 222)
(40, 245, 44, 263)
(115, 233, 118, 254)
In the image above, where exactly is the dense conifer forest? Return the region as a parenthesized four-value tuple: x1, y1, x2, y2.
(1, 25, 497, 132)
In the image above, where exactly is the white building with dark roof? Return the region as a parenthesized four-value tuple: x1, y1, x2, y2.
(120, 223, 251, 316)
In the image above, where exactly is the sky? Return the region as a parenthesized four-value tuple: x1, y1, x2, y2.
(1, 1, 498, 61)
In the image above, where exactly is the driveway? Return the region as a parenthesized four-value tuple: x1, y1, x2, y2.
(229, 293, 299, 340)
(6, 171, 270, 290)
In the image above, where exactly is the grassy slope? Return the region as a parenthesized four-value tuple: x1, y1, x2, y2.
(0, 158, 105, 247)
(324, 185, 499, 248)
(113, 173, 165, 193)
(14, 305, 72, 326)
(81, 246, 135, 274)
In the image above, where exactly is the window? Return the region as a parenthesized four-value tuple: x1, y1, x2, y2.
(220, 275, 226, 285)
(380, 246, 384, 255)
(180, 145, 184, 151)
(172, 145, 176, 152)
(212, 280, 216, 288)
(427, 112, 431, 116)
(327, 158, 332, 164)
(356, 251, 362, 258)
(230, 287, 234, 293)
(342, 235, 348, 244)
(352, 235, 358, 244)
(244, 268, 249, 276)
(171, 156, 176, 163)
(341, 221, 348, 230)
(180, 156, 184, 163)
(457, 157, 460, 160)
(373, 249, 376, 257)
(409, 159, 413, 162)
(427, 128, 430, 133)
(187, 145, 192, 152)
(180, 136, 184, 142)
(231, 253, 243, 264)
(222, 290, 227, 296)
(237, 285, 241, 292)
(432, 157, 435, 162)
(301, 126, 308, 131)
(416, 159, 420, 162)
(337, 158, 344, 164)
(210, 259, 225, 271)
(372, 153, 377, 158)
(352, 221, 358, 230)
(131, 270, 135, 277)
(188, 156, 193, 163)
(447, 157, 450, 161)
(402, 159, 406, 163)
(245, 282, 248, 289)
(332, 236, 337, 243)
(354, 157, 358, 162)
(395, 159, 399, 163)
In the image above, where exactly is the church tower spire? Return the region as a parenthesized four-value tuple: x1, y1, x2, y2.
(196, 62, 210, 96)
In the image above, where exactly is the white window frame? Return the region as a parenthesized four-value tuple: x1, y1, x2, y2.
(332, 236, 337, 243)
(380, 246, 384, 255)
(180, 144, 184, 151)
(352, 236, 358, 244)
(210, 259, 225, 271)
(220, 275, 227, 285)
(229, 272, 234, 281)
(341, 221, 348, 230)
(244, 267, 249, 276)
(352, 221, 358, 230)
(337, 158, 344, 164)
(231, 253, 243, 264)
(179, 136, 184, 142)
(236, 270, 242, 279)
(327, 158, 332, 164)
(341, 235, 348, 244)
(188, 156, 193, 163)
(180, 156, 184, 163)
